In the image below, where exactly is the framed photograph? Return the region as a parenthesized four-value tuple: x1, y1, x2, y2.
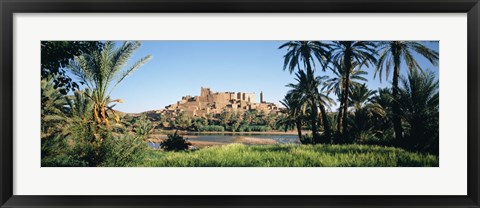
(1, 0, 479, 207)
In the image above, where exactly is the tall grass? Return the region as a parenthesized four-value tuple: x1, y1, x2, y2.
(142, 144, 438, 167)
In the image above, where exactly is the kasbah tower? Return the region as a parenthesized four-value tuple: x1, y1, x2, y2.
(160, 87, 281, 118)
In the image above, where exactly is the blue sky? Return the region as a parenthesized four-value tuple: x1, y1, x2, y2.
(90, 41, 439, 113)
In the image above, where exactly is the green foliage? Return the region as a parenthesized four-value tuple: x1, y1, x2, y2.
(41, 134, 88, 167)
(143, 144, 438, 167)
(41, 40, 441, 167)
(191, 117, 208, 131)
(237, 125, 250, 132)
(41, 78, 68, 139)
(42, 118, 103, 167)
(160, 132, 191, 151)
(42, 89, 97, 167)
(278, 92, 305, 141)
(277, 41, 438, 154)
(243, 110, 256, 124)
(397, 70, 439, 155)
(169, 110, 284, 133)
(68, 41, 152, 128)
(345, 84, 385, 144)
(375, 41, 439, 142)
(324, 66, 368, 98)
(41, 41, 152, 167)
(279, 41, 332, 141)
(41, 41, 103, 94)
(246, 125, 271, 132)
(285, 70, 333, 143)
(100, 135, 148, 167)
(170, 112, 192, 130)
(217, 109, 235, 129)
(133, 115, 154, 139)
(375, 41, 439, 83)
(42, 119, 149, 167)
(356, 128, 395, 146)
(329, 41, 377, 137)
(229, 112, 242, 132)
(198, 125, 225, 132)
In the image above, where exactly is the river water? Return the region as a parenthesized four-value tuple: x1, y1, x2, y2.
(147, 133, 300, 149)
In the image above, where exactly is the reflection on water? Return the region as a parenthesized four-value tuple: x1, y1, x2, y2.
(147, 134, 300, 149)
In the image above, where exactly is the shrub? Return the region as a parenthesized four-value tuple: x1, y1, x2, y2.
(100, 135, 148, 167)
(191, 117, 208, 131)
(41, 154, 88, 167)
(134, 115, 154, 139)
(198, 125, 224, 132)
(41, 121, 149, 167)
(248, 125, 271, 132)
(112, 123, 127, 134)
(238, 125, 249, 132)
(356, 131, 381, 144)
(357, 128, 395, 146)
(160, 131, 191, 151)
(171, 112, 192, 130)
(41, 135, 89, 167)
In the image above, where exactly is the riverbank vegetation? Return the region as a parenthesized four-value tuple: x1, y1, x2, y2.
(41, 40, 439, 167)
(141, 108, 286, 133)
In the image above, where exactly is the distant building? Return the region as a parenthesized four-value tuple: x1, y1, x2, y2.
(160, 87, 281, 117)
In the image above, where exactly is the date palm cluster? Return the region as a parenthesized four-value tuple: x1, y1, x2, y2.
(279, 41, 439, 154)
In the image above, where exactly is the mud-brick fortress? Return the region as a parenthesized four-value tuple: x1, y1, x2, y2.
(161, 87, 280, 117)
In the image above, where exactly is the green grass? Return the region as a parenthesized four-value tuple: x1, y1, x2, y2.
(142, 144, 439, 167)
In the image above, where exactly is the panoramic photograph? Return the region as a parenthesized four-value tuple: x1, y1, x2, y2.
(41, 40, 439, 167)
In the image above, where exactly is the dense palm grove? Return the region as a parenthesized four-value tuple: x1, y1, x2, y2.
(278, 41, 439, 155)
(41, 40, 439, 167)
(41, 41, 153, 166)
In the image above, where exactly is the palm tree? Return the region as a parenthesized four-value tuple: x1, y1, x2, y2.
(374, 41, 439, 142)
(63, 89, 100, 145)
(324, 65, 368, 97)
(279, 41, 331, 140)
(286, 70, 334, 143)
(41, 78, 68, 139)
(324, 61, 368, 136)
(65, 90, 94, 123)
(348, 84, 385, 143)
(370, 88, 393, 114)
(367, 88, 395, 141)
(279, 92, 306, 142)
(330, 41, 377, 136)
(349, 84, 379, 112)
(396, 70, 439, 154)
(349, 84, 386, 129)
(68, 41, 152, 132)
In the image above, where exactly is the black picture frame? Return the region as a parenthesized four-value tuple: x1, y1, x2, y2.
(1, 0, 479, 207)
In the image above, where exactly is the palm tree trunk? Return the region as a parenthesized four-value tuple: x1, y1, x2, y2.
(296, 119, 303, 143)
(318, 103, 331, 143)
(342, 76, 350, 140)
(310, 95, 320, 143)
(342, 50, 352, 141)
(392, 54, 404, 143)
(336, 99, 343, 139)
(306, 62, 320, 143)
